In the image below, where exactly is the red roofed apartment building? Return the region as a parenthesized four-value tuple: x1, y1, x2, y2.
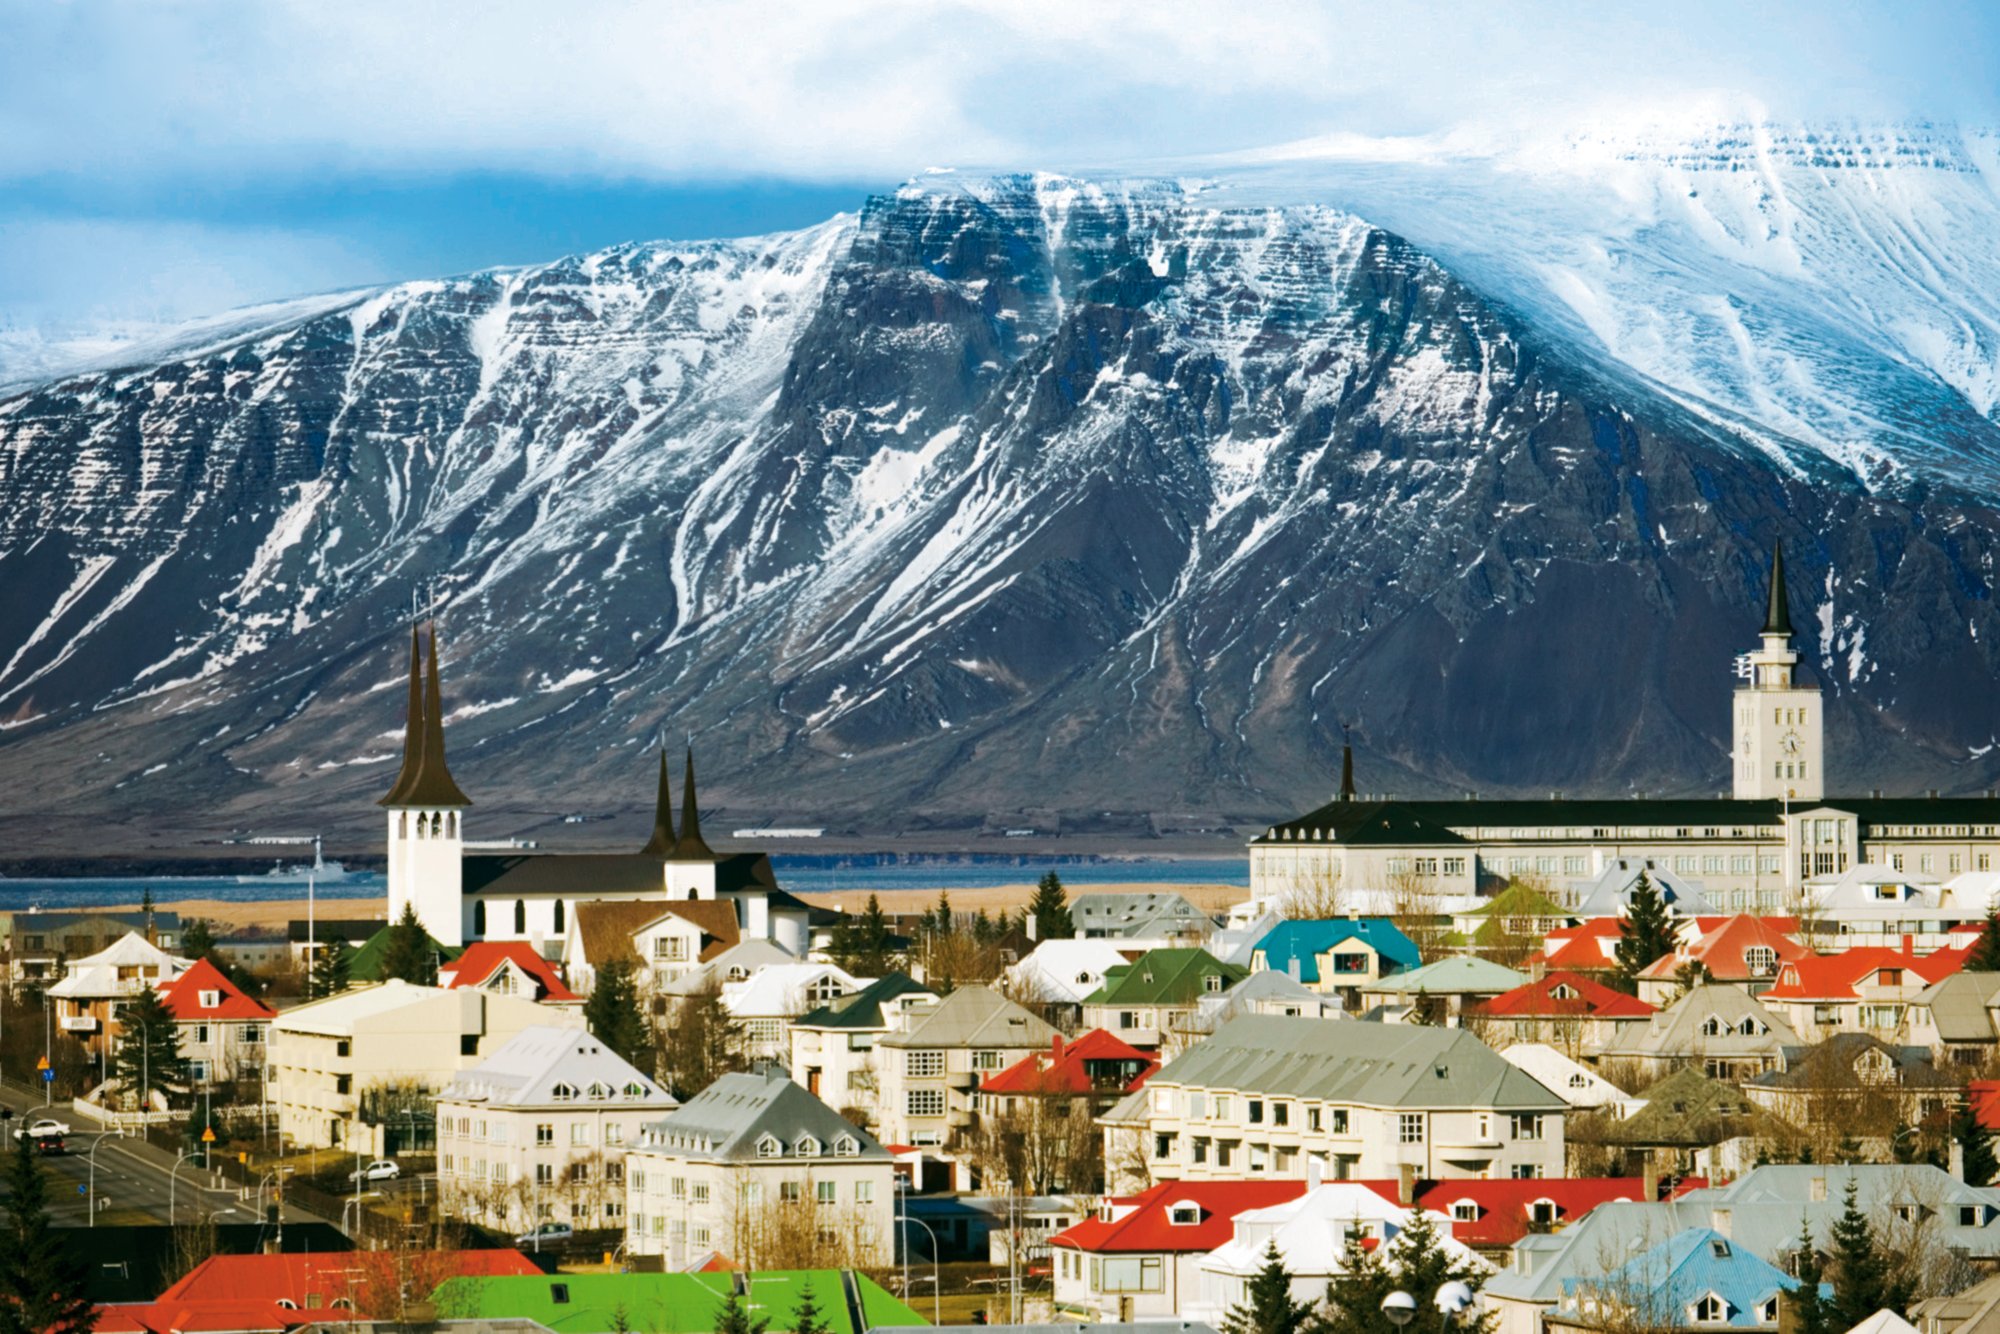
(1758, 946, 1963, 1041)
(97, 1249, 540, 1332)
(1537, 920, 1624, 975)
(438, 940, 579, 1003)
(157, 958, 278, 1088)
(1464, 972, 1654, 1055)
(1635, 914, 1810, 1004)
(1051, 1180, 1309, 1322)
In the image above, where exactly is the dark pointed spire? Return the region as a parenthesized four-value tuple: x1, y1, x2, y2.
(1339, 727, 1356, 802)
(379, 624, 427, 807)
(399, 621, 471, 808)
(1762, 541, 1794, 639)
(671, 745, 715, 860)
(641, 748, 678, 856)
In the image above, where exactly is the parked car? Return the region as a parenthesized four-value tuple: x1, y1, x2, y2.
(33, 1135, 65, 1156)
(348, 1159, 400, 1182)
(14, 1118, 69, 1140)
(512, 1222, 573, 1248)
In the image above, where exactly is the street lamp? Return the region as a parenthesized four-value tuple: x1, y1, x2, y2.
(1382, 1282, 1476, 1328)
(896, 1196, 942, 1325)
(341, 1192, 381, 1237)
(84, 1130, 121, 1228)
(169, 1147, 195, 1227)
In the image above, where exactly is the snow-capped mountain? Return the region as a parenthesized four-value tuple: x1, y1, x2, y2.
(2, 130, 1998, 849)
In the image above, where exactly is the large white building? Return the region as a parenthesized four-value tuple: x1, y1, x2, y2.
(376, 622, 820, 951)
(435, 1025, 677, 1235)
(1244, 545, 2000, 910)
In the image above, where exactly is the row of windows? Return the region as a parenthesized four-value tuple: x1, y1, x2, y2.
(470, 898, 566, 936)
(631, 1171, 876, 1206)
(1154, 1092, 1544, 1148)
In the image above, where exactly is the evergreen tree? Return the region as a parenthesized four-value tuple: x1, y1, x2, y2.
(586, 957, 650, 1069)
(1961, 1097, 1999, 1187)
(1788, 1219, 1836, 1334)
(0, 1129, 95, 1334)
(181, 918, 215, 960)
(379, 904, 438, 986)
(1221, 1241, 1311, 1334)
(971, 909, 997, 945)
(1611, 872, 1676, 994)
(1028, 872, 1073, 941)
(115, 983, 188, 1108)
(1319, 1230, 1396, 1334)
(1408, 989, 1441, 1026)
(310, 937, 353, 999)
(791, 1281, 830, 1334)
(929, 892, 954, 937)
(856, 894, 893, 974)
(713, 1288, 769, 1334)
(1828, 1179, 1907, 1325)
(1972, 914, 2000, 973)
(1386, 1207, 1497, 1334)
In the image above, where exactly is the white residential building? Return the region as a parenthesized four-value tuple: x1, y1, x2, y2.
(722, 963, 869, 1059)
(876, 985, 1060, 1149)
(786, 974, 939, 1123)
(1111, 1016, 1567, 1188)
(436, 1025, 678, 1234)
(268, 979, 580, 1155)
(625, 1067, 895, 1269)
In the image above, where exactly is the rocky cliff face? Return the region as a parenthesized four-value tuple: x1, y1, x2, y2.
(2, 160, 1998, 849)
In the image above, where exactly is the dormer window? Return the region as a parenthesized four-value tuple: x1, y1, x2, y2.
(199, 990, 221, 1008)
(1709, 1239, 1730, 1258)
(1745, 947, 1777, 976)
(1692, 1292, 1729, 1323)
(1168, 1203, 1200, 1225)
(1451, 1201, 1478, 1222)
(551, 1083, 578, 1102)
(1738, 1018, 1761, 1036)
(1568, 1074, 1589, 1089)
(1701, 1017, 1723, 1037)
(757, 1134, 783, 1159)
(835, 1135, 858, 1157)
(1204, 974, 1224, 993)
(1550, 984, 1574, 1001)
(624, 1082, 647, 1098)
(795, 1135, 822, 1158)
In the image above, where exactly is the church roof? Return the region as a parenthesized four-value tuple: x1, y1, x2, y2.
(640, 749, 677, 856)
(378, 621, 470, 809)
(669, 747, 715, 861)
(1763, 541, 1794, 638)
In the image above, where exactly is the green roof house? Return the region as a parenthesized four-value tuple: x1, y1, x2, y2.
(1081, 947, 1248, 1052)
(433, 1271, 922, 1334)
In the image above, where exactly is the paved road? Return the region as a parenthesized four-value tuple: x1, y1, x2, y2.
(0, 1082, 328, 1232)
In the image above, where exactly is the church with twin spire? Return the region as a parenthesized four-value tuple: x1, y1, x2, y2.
(377, 623, 817, 953)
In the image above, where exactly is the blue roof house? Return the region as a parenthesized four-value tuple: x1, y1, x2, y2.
(1552, 1228, 1825, 1331)
(1247, 919, 1421, 996)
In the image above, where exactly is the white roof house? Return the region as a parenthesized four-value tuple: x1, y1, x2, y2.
(439, 1024, 677, 1110)
(722, 963, 869, 1021)
(1005, 939, 1163, 1007)
(47, 931, 193, 1001)
(1802, 863, 1993, 949)
(1570, 859, 1720, 918)
(653, 939, 797, 996)
(1191, 1183, 1486, 1323)
(1499, 1043, 1644, 1117)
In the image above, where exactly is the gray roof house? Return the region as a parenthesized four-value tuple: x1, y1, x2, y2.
(440, 1024, 677, 1109)
(1116, 1015, 1567, 1186)
(1568, 859, 1721, 918)
(1595, 983, 1801, 1079)
(1907, 971, 2000, 1064)
(637, 1066, 891, 1162)
(879, 984, 1059, 1051)
(1071, 892, 1216, 942)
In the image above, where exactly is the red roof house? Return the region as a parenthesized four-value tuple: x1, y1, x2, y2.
(1412, 1177, 1652, 1252)
(1538, 920, 1624, 973)
(1758, 946, 1961, 1040)
(157, 958, 277, 1023)
(1050, 1180, 1309, 1320)
(1635, 914, 1810, 1002)
(980, 1030, 1159, 1103)
(1465, 971, 1654, 1049)
(438, 941, 578, 1002)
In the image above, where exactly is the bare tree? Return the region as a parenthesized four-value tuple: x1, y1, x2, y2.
(1275, 863, 1344, 921)
(653, 975, 747, 1100)
(1385, 869, 1450, 962)
(722, 1179, 887, 1270)
(966, 1087, 1103, 1196)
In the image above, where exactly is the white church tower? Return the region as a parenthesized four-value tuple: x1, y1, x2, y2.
(380, 622, 470, 945)
(1732, 542, 1823, 802)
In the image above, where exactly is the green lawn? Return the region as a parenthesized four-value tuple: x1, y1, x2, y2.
(434, 1270, 924, 1334)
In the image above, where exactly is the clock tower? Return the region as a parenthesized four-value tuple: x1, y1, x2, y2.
(1732, 542, 1822, 801)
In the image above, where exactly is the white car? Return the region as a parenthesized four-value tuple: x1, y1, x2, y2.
(348, 1159, 400, 1182)
(14, 1118, 69, 1140)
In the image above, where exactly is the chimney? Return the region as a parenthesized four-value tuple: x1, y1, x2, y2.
(1306, 1156, 1324, 1189)
(1713, 1207, 1732, 1239)
(1398, 1163, 1418, 1206)
(1641, 1153, 1659, 1203)
(1809, 1175, 1827, 1202)
(1025, 914, 1038, 942)
(1951, 1139, 1967, 1182)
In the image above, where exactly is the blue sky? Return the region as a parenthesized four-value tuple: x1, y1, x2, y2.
(3, 0, 1996, 336)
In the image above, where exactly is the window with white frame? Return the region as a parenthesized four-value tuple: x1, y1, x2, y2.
(906, 1050, 945, 1077)
(1399, 1114, 1424, 1144)
(908, 1089, 946, 1117)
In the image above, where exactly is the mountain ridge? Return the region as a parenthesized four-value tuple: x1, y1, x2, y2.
(2, 159, 1997, 852)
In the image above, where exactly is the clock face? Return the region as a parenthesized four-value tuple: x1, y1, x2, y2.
(1780, 730, 1802, 756)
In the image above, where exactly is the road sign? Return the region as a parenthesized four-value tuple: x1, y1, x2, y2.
(201, 1127, 216, 1142)
(36, 1056, 49, 1071)
(42, 1069, 54, 1083)
(77, 1184, 86, 1195)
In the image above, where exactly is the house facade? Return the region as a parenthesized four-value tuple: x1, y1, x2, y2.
(786, 973, 939, 1122)
(1111, 1016, 1567, 1188)
(624, 1068, 894, 1269)
(875, 985, 1060, 1149)
(46, 932, 194, 1060)
(435, 1025, 677, 1234)
(158, 958, 277, 1088)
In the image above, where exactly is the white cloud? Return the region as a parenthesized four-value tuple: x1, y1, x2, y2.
(5, 1, 1991, 186)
